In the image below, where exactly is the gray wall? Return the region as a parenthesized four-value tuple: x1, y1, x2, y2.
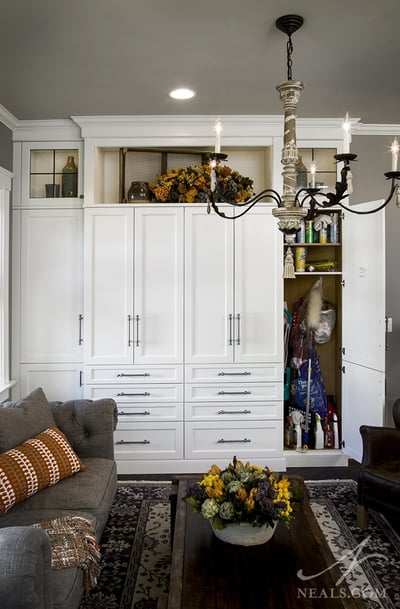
(0, 123, 13, 171)
(352, 134, 400, 424)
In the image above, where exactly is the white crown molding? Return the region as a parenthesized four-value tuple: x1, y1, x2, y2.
(0, 104, 18, 131)
(352, 123, 400, 136)
(6, 111, 400, 142)
(72, 114, 354, 144)
(12, 119, 81, 142)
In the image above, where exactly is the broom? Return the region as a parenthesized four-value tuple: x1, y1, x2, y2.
(302, 278, 323, 450)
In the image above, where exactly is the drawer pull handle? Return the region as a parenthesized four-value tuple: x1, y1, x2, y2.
(118, 410, 151, 416)
(116, 439, 150, 445)
(117, 372, 150, 377)
(218, 390, 251, 396)
(217, 409, 251, 415)
(218, 371, 251, 376)
(117, 391, 150, 397)
(217, 438, 251, 444)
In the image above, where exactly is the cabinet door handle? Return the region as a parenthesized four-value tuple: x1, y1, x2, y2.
(217, 409, 252, 415)
(117, 391, 150, 397)
(218, 390, 251, 396)
(128, 315, 133, 346)
(236, 313, 241, 345)
(117, 372, 150, 377)
(135, 314, 141, 346)
(218, 371, 251, 376)
(228, 314, 233, 346)
(217, 438, 251, 444)
(78, 314, 83, 345)
(118, 410, 151, 416)
(116, 439, 150, 445)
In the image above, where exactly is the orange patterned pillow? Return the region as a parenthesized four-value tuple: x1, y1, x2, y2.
(0, 427, 86, 514)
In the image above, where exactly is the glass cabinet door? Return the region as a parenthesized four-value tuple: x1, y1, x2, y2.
(297, 147, 337, 191)
(21, 142, 83, 205)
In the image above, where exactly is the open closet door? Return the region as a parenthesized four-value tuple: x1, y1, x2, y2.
(341, 201, 386, 462)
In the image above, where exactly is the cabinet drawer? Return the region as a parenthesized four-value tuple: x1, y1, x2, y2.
(185, 364, 282, 383)
(185, 383, 281, 402)
(185, 421, 283, 460)
(85, 365, 183, 384)
(84, 384, 183, 403)
(114, 422, 183, 460)
(185, 401, 280, 421)
(117, 403, 183, 421)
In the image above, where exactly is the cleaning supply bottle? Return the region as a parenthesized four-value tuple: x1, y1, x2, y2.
(315, 414, 324, 449)
(333, 413, 340, 449)
(324, 417, 334, 448)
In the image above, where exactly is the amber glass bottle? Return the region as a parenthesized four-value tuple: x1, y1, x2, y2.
(62, 156, 78, 197)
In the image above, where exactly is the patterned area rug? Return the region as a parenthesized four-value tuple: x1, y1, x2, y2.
(79, 479, 400, 609)
(306, 479, 400, 609)
(79, 482, 172, 609)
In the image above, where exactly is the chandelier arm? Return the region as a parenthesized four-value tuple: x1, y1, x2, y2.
(213, 185, 283, 208)
(329, 180, 397, 215)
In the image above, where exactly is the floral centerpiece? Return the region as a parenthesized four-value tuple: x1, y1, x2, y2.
(183, 456, 300, 542)
(150, 164, 254, 203)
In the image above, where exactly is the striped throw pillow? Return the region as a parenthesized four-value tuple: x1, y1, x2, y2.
(0, 427, 86, 514)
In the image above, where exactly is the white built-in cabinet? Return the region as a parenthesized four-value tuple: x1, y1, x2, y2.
(9, 119, 387, 474)
(184, 206, 283, 465)
(13, 208, 83, 399)
(82, 203, 284, 472)
(185, 206, 282, 364)
(83, 206, 183, 365)
(83, 206, 185, 468)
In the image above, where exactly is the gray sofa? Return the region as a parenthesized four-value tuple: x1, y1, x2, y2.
(0, 388, 118, 609)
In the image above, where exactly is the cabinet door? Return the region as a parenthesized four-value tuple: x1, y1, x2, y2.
(341, 201, 386, 461)
(19, 364, 83, 401)
(185, 207, 234, 363)
(20, 209, 83, 363)
(84, 207, 134, 364)
(234, 207, 283, 363)
(134, 207, 183, 364)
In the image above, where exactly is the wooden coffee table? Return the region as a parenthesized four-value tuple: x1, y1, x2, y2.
(168, 478, 366, 609)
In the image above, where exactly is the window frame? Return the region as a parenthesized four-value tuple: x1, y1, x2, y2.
(0, 167, 14, 402)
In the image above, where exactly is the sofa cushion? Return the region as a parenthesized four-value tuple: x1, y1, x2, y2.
(0, 427, 86, 514)
(0, 388, 56, 452)
(0, 458, 117, 539)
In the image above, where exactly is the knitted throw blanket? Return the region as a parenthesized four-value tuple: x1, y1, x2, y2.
(33, 516, 101, 592)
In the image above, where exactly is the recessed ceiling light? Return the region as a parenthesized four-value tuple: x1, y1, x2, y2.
(169, 88, 195, 100)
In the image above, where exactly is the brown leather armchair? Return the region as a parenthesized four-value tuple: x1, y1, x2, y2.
(357, 399, 400, 528)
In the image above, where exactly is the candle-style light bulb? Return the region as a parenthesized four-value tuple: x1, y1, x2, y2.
(310, 162, 316, 188)
(210, 158, 217, 192)
(215, 118, 222, 154)
(343, 113, 351, 154)
(391, 137, 399, 171)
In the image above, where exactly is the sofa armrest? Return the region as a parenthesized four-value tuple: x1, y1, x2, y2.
(359, 425, 400, 466)
(49, 398, 118, 460)
(0, 527, 53, 609)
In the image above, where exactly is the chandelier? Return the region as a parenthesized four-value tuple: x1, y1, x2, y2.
(207, 14, 400, 237)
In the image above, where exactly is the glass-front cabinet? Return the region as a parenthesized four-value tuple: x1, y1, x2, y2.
(20, 142, 83, 206)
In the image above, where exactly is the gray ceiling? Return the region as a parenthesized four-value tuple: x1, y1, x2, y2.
(1, 0, 399, 124)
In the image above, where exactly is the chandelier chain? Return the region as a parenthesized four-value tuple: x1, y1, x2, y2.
(287, 36, 294, 81)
